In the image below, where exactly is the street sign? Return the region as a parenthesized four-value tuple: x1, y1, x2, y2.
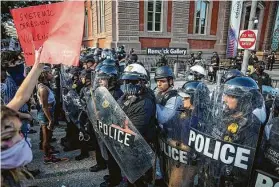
(146, 47, 187, 55)
(238, 30, 258, 50)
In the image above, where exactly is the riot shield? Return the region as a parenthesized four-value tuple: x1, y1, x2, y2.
(252, 117, 279, 186)
(87, 87, 155, 183)
(87, 89, 109, 160)
(157, 105, 197, 187)
(187, 82, 261, 187)
(60, 65, 74, 122)
(62, 89, 83, 127)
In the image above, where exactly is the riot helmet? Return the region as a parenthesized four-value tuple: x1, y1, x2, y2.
(129, 54, 138, 62)
(102, 59, 116, 66)
(85, 57, 95, 69)
(94, 48, 102, 56)
(80, 69, 92, 86)
(154, 66, 174, 80)
(121, 63, 148, 95)
(117, 46, 125, 52)
(95, 62, 103, 72)
(179, 81, 201, 105)
(97, 65, 119, 89)
(101, 48, 110, 60)
(213, 51, 218, 57)
(223, 77, 259, 112)
(221, 69, 244, 84)
(189, 65, 206, 80)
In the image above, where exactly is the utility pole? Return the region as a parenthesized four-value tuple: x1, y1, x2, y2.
(241, 0, 258, 75)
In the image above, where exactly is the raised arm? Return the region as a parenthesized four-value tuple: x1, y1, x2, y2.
(7, 47, 44, 111)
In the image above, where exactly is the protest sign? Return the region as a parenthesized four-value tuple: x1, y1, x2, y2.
(11, 1, 84, 66)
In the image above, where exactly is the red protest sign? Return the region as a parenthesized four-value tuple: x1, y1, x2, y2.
(11, 1, 84, 66)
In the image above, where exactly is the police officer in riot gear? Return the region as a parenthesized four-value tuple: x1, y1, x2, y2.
(117, 46, 126, 61)
(208, 77, 262, 186)
(156, 52, 168, 67)
(154, 66, 181, 108)
(196, 51, 202, 60)
(189, 53, 196, 66)
(75, 70, 95, 161)
(188, 64, 206, 81)
(116, 63, 156, 187)
(221, 69, 267, 124)
(250, 61, 272, 92)
(127, 53, 138, 65)
(209, 51, 220, 83)
(235, 51, 243, 71)
(249, 51, 259, 66)
(92, 65, 123, 180)
(221, 69, 244, 84)
(157, 81, 201, 187)
(154, 66, 182, 185)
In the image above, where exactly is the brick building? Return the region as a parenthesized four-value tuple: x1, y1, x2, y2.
(82, 0, 279, 56)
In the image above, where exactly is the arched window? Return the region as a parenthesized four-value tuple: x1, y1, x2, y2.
(194, 0, 209, 34)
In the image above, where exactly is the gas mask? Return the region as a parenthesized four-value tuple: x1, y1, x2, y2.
(123, 80, 142, 96)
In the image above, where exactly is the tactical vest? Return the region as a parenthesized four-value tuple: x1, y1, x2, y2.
(157, 90, 178, 106)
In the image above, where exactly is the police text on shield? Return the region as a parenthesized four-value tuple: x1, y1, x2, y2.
(97, 120, 135, 147)
(188, 129, 251, 170)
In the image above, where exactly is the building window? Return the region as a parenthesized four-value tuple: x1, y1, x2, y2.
(147, 0, 162, 32)
(98, 0, 105, 33)
(84, 8, 88, 38)
(194, 0, 209, 34)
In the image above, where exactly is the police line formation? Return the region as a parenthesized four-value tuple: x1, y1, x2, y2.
(56, 46, 279, 187)
(3, 46, 278, 187)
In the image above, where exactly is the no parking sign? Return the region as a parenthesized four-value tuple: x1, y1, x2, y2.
(238, 30, 258, 50)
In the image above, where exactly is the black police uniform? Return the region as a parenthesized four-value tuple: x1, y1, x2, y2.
(117, 88, 156, 187)
(210, 55, 220, 82)
(100, 87, 124, 185)
(250, 71, 272, 91)
(235, 55, 243, 71)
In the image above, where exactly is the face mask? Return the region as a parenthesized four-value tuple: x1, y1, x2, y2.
(123, 83, 141, 95)
(1, 138, 33, 169)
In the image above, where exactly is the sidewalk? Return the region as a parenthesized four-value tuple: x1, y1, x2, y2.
(266, 69, 279, 79)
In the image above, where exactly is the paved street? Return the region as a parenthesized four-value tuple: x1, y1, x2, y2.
(24, 124, 110, 187)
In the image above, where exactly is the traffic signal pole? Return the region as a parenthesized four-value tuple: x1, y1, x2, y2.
(241, 0, 258, 75)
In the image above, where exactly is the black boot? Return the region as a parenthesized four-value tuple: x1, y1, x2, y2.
(75, 153, 89, 161)
(89, 164, 107, 172)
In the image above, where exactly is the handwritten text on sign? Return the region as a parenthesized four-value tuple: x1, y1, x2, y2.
(11, 2, 84, 66)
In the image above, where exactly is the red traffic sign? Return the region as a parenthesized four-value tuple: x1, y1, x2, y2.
(238, 30, 258, 50)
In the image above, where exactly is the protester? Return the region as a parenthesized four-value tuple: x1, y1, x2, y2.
(37, 66, 67, 164)
(1, 47, 44, 186)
